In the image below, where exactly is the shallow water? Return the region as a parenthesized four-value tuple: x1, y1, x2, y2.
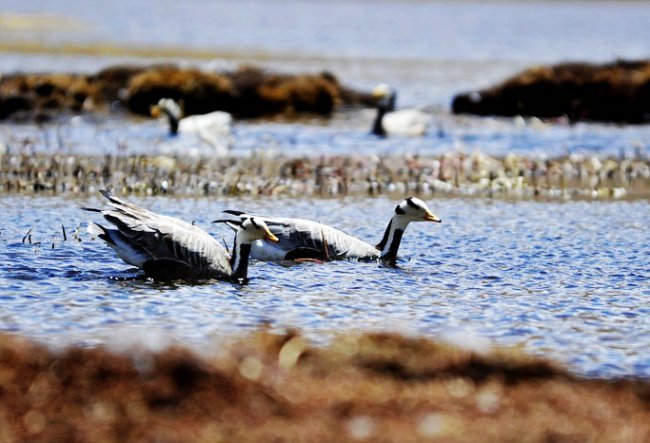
(1, 0, 649, 379)
(2, 112, 649, 159)
(2, 0, 650, 160)
(1, 195, 648, 378)
(3, 0, 649, 63)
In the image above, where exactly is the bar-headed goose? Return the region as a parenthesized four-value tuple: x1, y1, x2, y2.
(222, 197, 441, 266)
(84, 190, 278, 281)
(150, 98, 233, 155)
(371, 84, 431, 137)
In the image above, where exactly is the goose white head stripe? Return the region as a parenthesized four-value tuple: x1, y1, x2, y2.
(395, 197, 442, 223)
(371, 84, 430, 137)
(239, 217, 280, 243)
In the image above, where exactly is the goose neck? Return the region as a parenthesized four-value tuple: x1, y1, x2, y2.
(376, 216, 409, 264)
(372, 106, 388, 136)
(162, 108, 179, 135)
(230, 237, 252, 280)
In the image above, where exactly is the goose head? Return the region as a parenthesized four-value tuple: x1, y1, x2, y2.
(377, 197, 441, 265)
(150, 98, 183, 135)
(228, 217, 279, 280)
(393, 197, 441, 225)
(371, 84, 397, 136)
(372, 84, 397, 112)
(236, 217, 279, 245)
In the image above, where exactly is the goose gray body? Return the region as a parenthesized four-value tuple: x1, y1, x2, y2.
(371, 84, 431, 137)
(242, 216, 379, 261)
(150, 98, 232, 156)
(85, 190, 277, 281)
(223, 197, 441, 265)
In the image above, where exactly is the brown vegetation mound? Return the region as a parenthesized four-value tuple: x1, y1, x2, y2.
(452, 59, 650, 123)
(0, 72, 94, 120)
(0, 331, 648, 442)
(0, 64, 375, 121)
(125, 65, 368, 118)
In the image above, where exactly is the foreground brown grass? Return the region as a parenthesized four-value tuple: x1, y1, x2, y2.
(0, 330, 647, 442)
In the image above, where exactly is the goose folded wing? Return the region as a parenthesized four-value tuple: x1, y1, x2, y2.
(222, 212, 331, 257)
(314, 223, 379, 260)
(383, 109, 431, 136)
(220, 211, 376, 260)
(267, 219, 374, 260)
(141, 258, 214, 281)
(103, 209, 230, 273)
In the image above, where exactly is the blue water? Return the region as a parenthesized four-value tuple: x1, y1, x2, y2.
(2, 112, 649, 159)
(2, 0, 650, 158)
(2, 0, 649, 62)
(1, 195, 648, 378)
(0, 0, 649, 378)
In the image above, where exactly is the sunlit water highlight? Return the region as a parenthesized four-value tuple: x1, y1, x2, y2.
(1, 0, 649, 380)
(1, 195, 648, 378)
(2, 112, 649, 159)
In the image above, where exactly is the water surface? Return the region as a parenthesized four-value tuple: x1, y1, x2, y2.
(0, 0, 649, 380)
(1, 195, 648, 378)
(2, 111, 649, 159)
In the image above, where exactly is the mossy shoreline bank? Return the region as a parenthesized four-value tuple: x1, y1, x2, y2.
(1, 151, 648, 200)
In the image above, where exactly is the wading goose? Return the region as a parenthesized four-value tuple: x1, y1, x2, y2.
(84, 190, 278, 281)
(222, 197, 441, 266)
(371, 84, 431, 137)
(150, 98, 233, 156)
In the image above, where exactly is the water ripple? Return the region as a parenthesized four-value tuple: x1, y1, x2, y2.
(1, 196, 649, 378)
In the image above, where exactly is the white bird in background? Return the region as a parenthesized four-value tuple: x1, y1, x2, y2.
(150, 98, 233, 156)
(221, 197, 441, 266)
(84, 190, 279, 281)
(371, 84, 432, 137)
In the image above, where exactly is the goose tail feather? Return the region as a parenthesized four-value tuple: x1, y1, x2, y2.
(213, 219, 241, 232)
(87, 221, 150, 267)
(222, 209, 248, 216)
(87, 221, 111, 243)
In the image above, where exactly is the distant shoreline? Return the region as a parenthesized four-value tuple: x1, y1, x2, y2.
(1, 151, 648, 201)
(0, 40, 445, 65)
